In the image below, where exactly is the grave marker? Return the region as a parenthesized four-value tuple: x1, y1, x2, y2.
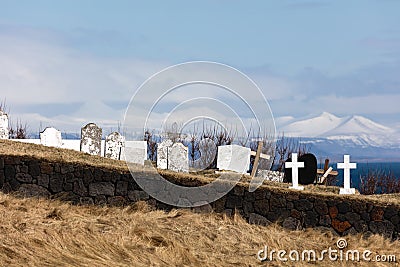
(284, 153, 317, 185)
(250, 141, 271, 177)
(157, 139, 173, 170)
(123, 140, 147, 165)
(217, 145, 251, 174)
(0, 111, 9, 139)
(168, 142, 189, 172)
(105, 132, 125, 160)
(338, 155, 357, 194)
(285, 153, 304, 190)
(80, 123, 102, 156)
(40, 127, 62, 147)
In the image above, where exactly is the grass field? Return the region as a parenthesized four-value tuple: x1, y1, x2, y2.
(0, 192, 399, 266)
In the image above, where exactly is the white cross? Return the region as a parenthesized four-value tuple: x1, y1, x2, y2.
(337, 155, 357, 194)
(285, 153, 304, 190)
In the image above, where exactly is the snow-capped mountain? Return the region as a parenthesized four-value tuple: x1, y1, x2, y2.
(278, 112, 343, 137)
(276, 112, 399, 150)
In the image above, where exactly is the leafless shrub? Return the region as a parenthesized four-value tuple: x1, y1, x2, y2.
(188, 132, 199, 165)
(377, 171, 400, 194)
(144, 129, 158, 161)
(199, 123, 236, 169)
(360, 169, 400, 195)
(9, 119, 28, 139)
(274, 133, 310, 172)
(163, 122, 183, 143)
(325, 174, 338, 187)
(0, 99, 28, 139)
(246, 129, 276, 172)
(202, 123, 235, 147)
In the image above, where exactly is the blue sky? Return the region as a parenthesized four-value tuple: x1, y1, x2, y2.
(0, 0, 399, 133)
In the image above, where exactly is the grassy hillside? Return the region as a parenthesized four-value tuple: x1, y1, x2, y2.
(0, 192, 399, 267)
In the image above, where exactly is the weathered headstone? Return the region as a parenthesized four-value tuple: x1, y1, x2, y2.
(105, 132, 125, 160)
(285, 153, 304, 190)
(217, 145, 251, 174)
(168, 142, 189, 173)
(40, 127, 62, 147)
(284, 153, 317, 185)
(123, 140, 147, 165)
(80, 123, 102, 156)
(0, 111, 9, 139)
(338, 155, 356, 194)
(157, 139, 173, 170)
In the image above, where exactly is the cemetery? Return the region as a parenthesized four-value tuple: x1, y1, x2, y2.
(0, 113, 399, 239)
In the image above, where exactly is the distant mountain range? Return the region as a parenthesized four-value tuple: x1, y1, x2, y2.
(276, 112, 400, 162)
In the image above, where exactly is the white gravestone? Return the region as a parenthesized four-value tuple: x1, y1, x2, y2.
(338, 155, 357, 195)
(168, 142, 189, 173)
(80, 123, 102, 156)
(123, 141, 147, 165)
(285, 153, 305, 190)
(105, 132, 125, 160)
(0, 111, 9, 139)
(40, 127, 62, 147)
(157, 139, 173, 170)
(217, 145, 251, 174)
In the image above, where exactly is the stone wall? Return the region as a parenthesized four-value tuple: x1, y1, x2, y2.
(0, 154, 399, 239)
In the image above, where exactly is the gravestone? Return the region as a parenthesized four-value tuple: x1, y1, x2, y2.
(338, 155, 356, 194)
(105, 132, 125, 160)
(40, 127, 62, 147)
(168, 142, 189, 173)
(80, 123, 102, 156)
(157, 139, 173, 170)
(284, 153, 317, 185)
(217, 145, 251, 174)
(123, 141, 147, 165)
(0, 111, 9, 139)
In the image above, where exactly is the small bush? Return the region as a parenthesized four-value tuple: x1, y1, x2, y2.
(360, 169, 400, 195)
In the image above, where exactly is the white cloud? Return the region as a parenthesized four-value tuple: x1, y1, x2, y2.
(0, 28, 167, 106)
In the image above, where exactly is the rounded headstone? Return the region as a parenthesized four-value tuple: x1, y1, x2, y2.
(284, 153, 317, 185)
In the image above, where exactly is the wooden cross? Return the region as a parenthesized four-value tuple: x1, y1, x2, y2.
(316, 158, 338, 185)
(250, 141, 271, 177)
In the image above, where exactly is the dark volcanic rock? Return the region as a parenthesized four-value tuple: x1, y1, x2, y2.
(18, 184, 50, 198)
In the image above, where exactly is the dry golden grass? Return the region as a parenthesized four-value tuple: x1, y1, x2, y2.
(0, 139, 129, 171)
(0, 192, 398, 267)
